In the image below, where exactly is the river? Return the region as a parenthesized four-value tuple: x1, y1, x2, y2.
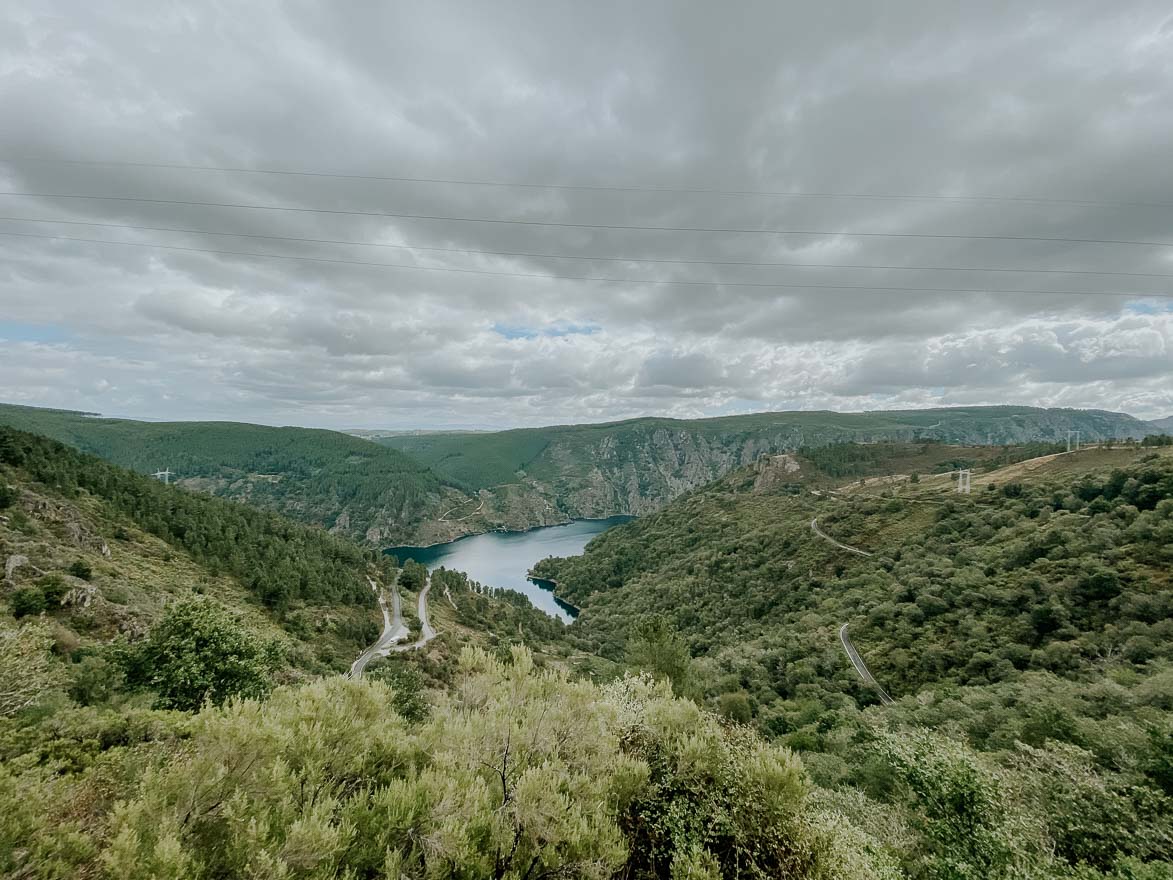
(386, 516, 633, 622)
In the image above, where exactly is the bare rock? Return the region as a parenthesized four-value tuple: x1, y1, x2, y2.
(4, 554, 29, 581)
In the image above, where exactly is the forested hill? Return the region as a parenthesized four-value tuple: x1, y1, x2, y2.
(375, 405, 1152, 526)
(0, 403, 466, 545)
(0, 424, 395, 673)
(534, 441, 1173, 874)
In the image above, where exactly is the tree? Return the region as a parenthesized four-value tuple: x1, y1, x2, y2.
(399, 559, 427, 591)
(126, 598, 283, 711)
(626, 615, 695, 697)
(718, 690, 753, 724)
(10, 586, 46, 618)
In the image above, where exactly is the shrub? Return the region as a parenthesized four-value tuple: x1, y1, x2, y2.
(10, 587, 47, 618)
(37, 574, 69, 606)
(718, 690, 753, 724)
(67, 560, 92, 581)
(123, 597, 284, 711)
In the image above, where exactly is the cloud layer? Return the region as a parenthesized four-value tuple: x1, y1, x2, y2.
(2, 1, 1172, 427)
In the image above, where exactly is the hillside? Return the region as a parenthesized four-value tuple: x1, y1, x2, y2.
(3, 403, 1152, 548)
(378, 406, 1153, 533)
(534, 441, 1173, 875)
(0, 403, 469, 546)
(0, 425, 398, 674)
(0, 425, 574, 671)
(0, 432, 894, 880)
(1149, 415, 1173, 434)
(4, 429, 1171, 878)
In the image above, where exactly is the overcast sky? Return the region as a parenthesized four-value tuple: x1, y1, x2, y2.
(2, 1, 1172, 428)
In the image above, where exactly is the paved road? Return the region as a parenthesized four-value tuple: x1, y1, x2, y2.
(390, 574, 439, 653)
(839, 623, 894, 704)
(810, 517, 873, 557)
(348, 574, 408, 678)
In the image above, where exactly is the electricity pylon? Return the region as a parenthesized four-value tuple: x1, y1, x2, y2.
(1066, 431, 1081, 453)
(152, 468, 174, 484)
(955, 469, 972, 494)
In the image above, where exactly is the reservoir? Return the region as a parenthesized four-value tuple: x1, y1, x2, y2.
(386, 516, 633, 622)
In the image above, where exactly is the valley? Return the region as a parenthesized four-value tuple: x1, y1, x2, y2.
(3, 402, 1163, 552)
(2, 419, 1172, 878)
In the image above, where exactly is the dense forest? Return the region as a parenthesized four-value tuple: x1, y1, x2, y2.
(1, 427, 376, 609)
(0, 404, 461, 544)
(534, 444, 1173, 877)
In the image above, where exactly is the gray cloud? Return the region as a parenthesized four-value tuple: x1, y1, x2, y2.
(1, 0, 1172, 427)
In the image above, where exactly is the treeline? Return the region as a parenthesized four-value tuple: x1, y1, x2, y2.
(0, 404, 455, 539)
(431, 566, 569, 646)
(0, 426, 374, 608)
(798, 439, 1070, 479)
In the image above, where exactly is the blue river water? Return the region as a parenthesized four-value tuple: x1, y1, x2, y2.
(386, 516, 632, 622)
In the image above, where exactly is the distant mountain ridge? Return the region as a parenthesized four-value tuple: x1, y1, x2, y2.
(0, 403, 1153, 545)
(1148, 415, 1173, 434)
(377, 405, 1153, 524)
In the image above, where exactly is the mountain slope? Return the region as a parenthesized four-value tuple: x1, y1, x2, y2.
(378, 405, 1152, 527)
(532, 441, 1173, 873)
(0, 425, 396, 673)
(0, 403, 467, 545)
(1149, 415, 1173, 434)
(538, 442, 1173, 696)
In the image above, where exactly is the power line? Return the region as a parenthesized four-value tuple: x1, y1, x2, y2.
(4, 229, 1170, 298)
(4, 156, 1171, 210)
(3, 215, 1172, 280)
(2, 191, 1172, 248)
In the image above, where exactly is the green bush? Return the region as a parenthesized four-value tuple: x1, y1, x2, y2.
(37, 575, 69, 606)
(123, 598, 284, 711)
(67, 560, 92, 581)
(718, 690, 753, 724)
(10, 587, 47, 618)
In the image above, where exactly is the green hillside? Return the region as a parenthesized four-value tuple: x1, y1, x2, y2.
(371, 406, 1153, 536)
(0, 403, 464, 545)
(0, 429, 892, 880)
(0, 425, 393, 674)
(533, 442, 1173, 875)
(4, 429, 1172, 877)
(381, 406, 1153, 489)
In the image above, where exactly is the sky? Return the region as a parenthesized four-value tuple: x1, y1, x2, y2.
(1, 1, 1172, 429)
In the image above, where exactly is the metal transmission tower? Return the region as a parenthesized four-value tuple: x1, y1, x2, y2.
(1066, 431, 1081, 452)
(955, 469, 972, 494)
(151, 468, 174, 485)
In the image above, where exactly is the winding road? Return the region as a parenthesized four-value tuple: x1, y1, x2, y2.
(810, 517, 873, 557)
(839, 623, 894, 704)
(349, 571, 442, 676)
(405, 576, 437, 648)
(809, 516, 890, 702)
(349, 574, 409, 678)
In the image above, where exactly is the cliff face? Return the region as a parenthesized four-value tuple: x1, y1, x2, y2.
(536, 426, 786, 517)
(390, 407, 1154, 541)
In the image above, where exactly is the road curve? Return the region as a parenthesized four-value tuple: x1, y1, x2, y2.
(839, 623, 894, 704)
(391, 574, 439, 652)
(349, 573, 409, 679)
(810, 517, 873, 557)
